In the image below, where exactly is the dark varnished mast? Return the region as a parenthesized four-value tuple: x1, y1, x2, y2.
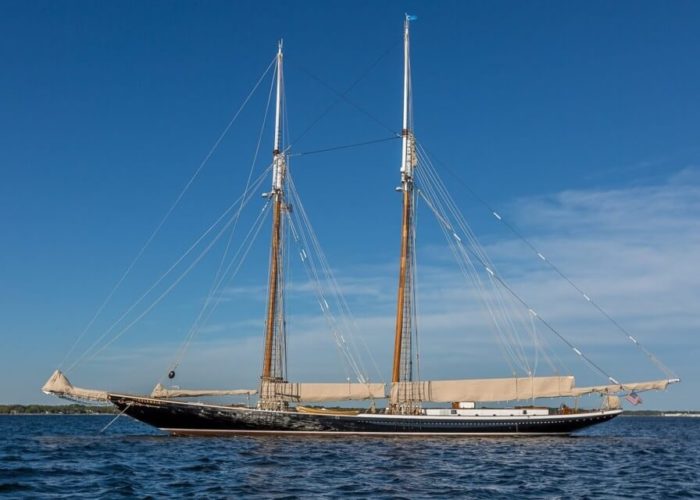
(392, 16, 417, 412)
(261, 41, 287, 400)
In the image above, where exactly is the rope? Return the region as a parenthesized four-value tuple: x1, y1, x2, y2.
(79, 201, 253, 365)
(424, 192, 614, 381)
(417, 142, 677, 379)
(411, 186, 421, 385)
(99, 403, 132, 434)
(289, 136, 399, 157)
(60, 56, 277, 370)
(414, 144, 536, 376)
(417, 165, 619, 384)
(164, 64, 279, 377)
(289, 37, 401, 148)
(416, 187, 526, 375)
(285, 172, 377, 384)
(163, 200, 272, 380)
(67, 167, 271, 370)
(290, 168, 385, 384)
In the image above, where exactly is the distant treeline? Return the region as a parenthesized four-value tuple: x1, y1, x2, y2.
(0, 404, 117, 414)
(624, 410, 700, 416)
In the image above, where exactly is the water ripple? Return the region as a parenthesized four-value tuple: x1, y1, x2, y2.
(1, 415, 699, 498)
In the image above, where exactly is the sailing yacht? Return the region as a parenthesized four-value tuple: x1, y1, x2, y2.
(43, 16, 679, 435)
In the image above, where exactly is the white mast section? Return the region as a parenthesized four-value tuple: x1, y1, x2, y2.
(272, 40, 285, 191)
(400, 16, 412, 180)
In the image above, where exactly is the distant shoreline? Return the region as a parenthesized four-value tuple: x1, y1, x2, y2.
(0, 404, 117, 415)
(621, 412, 700, 417)
(1, 413, 115, 416)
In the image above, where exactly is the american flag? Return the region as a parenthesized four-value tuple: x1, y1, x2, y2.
(625, 391, 643, 405)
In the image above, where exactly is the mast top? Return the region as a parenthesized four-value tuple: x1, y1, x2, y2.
(400, 13, 416, 180)
(272, 38, 285, 188)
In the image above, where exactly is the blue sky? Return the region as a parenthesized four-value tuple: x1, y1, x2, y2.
(1, 1, 699, 409)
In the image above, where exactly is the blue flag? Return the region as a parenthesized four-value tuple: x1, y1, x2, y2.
(406, 14, 418, 21)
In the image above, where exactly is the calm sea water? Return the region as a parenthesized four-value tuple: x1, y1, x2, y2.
(1, 415, 698, 498)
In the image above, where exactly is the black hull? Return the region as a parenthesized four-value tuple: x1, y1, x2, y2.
(109, 394, 621, 436)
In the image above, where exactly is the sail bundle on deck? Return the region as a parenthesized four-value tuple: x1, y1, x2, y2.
(150, 384, 257, 398)
(261, 381, 386, 402)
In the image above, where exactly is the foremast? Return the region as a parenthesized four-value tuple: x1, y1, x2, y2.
(391, 15, 420, 414)
(260, 41, 288, 410)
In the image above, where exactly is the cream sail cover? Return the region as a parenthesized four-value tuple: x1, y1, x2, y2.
(150, 384, 257, 398)
(569, 379, 669, 396)
(391, 376, 575, 403)
(261, 381, 386, 402)
(41, 369, 109, 402)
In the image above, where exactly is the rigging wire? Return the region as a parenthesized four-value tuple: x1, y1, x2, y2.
(289, 37, 402, 149)
(419, 186, 618, 383)
(414, 148, 620, 385)
(280, 69, 291, 382)
(289, 136, 399, 157)
(415, 142, 571, 376)
(212, 64, 278, 312)
(290, 168, 383, 384)
(414, 145, 536, 376)
(417, 142, 678, 380)
(416, 145, 577, 378)
(285, 172, 378, 384)
(162, 197, 273, 381)
(69, 39, 399, 380)
(67, 167, 272, 371)
(59, 56, 277, 370)
(78, 195, 270, 367)
(164, 63, 279, 377)
(416, 183, 524, 376)
(411, 185, 421, 385)
(149, 41, 402, 383)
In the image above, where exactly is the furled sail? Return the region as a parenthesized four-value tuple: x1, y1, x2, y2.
(150, 384, 257, 398)
(569, 379, 672, 396)
(41, 369, 109, 402)
(261, 381, 386, 402)
(391, 376, 677, 403)
(391, 376, 576, 403)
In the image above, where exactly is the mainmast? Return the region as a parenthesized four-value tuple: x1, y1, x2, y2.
(392, 15, 418, 413)
(261, 41, 287, 405)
